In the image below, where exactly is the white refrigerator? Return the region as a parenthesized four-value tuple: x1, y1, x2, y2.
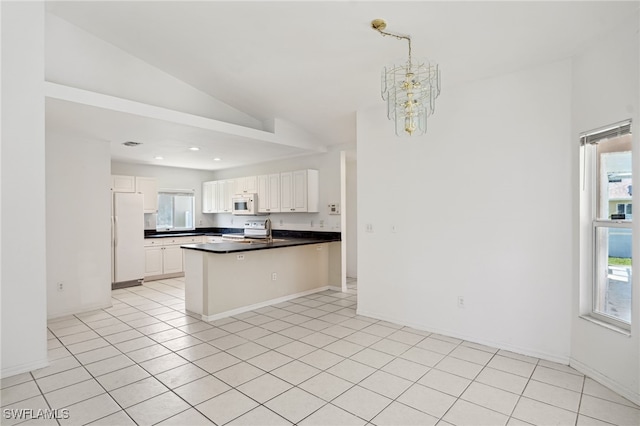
(112, 192, 145, 288)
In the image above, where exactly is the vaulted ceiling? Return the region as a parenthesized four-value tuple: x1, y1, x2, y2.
(45, 1, 638, 169)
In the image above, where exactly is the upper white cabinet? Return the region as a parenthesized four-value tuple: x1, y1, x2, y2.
(111, 175, 157, 213)
(281, 169, 319, 213)
(218, 179, 235, 213)
(111, 175, 135, 193)
(235, 176, 257, 194)
(202, 170, 318, 214)
(202, 181, 218, 213)
(135, 177, 158, 213)
(202, 179, 234, 213)
(257, 174, 281, 213)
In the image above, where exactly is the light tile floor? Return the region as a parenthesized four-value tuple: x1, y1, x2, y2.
(2, 277, 639, 426)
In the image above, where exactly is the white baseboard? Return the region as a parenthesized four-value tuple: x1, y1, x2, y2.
(570, 357, 640, 406)
(201, 286, 331, 322)
(47, 301, 113, 321)
(144, 272, 184, 282)
(356, 308, 571, 365)
(328, 286, 343, 292)
(1, 358, 49, 380)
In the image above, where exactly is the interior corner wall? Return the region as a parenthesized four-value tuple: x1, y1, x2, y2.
(46, 132, 112, 319)
(571, 16, 640, 404)
(1, 2, 49, 377)
(357, 59, 573, 362)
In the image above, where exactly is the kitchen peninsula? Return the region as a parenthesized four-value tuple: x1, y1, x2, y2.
(181, 235, 341, 321)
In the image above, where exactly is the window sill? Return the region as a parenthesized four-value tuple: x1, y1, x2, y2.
(579, 315, 631, 337)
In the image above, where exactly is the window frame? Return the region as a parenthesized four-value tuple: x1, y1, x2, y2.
(581, 120, 633, 331)
(156, 189, 196, 232)
(591, 220, 632, 329)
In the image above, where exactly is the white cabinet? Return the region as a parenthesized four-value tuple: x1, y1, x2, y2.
(203, 180, 234, 213)
(280, 169, 319, 213)
(235, 176, 257, 194)
(217, 179, 235, 213)
(112, 175, 156, 212)
(144, 236, 202, 279)
(202, 181, 218, 213)
(162, 245, 183, 274)
(144, 246, 163, 276)
(111, 175, 135, 193)
(202, 169, 318, 214)
(258, 174, 281, 213)
(135, 177, 158, 213)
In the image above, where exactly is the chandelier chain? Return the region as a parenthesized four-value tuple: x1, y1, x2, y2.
(373, 28, 413, 66)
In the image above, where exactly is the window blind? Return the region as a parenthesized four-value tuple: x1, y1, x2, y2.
(580, 120, 632, 145)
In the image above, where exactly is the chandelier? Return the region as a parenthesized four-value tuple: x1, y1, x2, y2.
(371, 19, 441, 136)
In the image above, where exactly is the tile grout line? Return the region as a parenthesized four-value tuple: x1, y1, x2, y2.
(14, 280, 634, 426)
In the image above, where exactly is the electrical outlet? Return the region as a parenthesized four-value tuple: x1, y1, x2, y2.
(310, 220, 314, 227)
(237, 254, 245, 261)
(319, 220, 324, 228)
(391, 224, 398, 233)
(57, 282, 64, 292)
(366, 223, 374, 233)
(271, 272, 277, 281)
(457, 296, 465, 308)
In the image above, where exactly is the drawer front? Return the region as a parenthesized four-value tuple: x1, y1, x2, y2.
(144, 239, 163, 247)
(164, 236, 203, 245)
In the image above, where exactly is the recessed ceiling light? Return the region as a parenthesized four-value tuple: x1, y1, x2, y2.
(213, 157, 222, 161)
(123, 141, 143, 147)
(189, 147, 200, 151)
(154, 156, 164, 160)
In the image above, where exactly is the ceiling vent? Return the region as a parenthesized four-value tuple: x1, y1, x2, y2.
(123, 141, 143, 147)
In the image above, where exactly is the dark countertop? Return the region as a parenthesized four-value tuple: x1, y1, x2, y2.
(144, 232, 223, 238)
(144, 227, 239, 238)
(145, 228, 341, 241)
(181, 236, 340, 254)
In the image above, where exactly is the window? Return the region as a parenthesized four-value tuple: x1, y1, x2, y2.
(157, 190, 195, 231)
(581, 121, 633, 329)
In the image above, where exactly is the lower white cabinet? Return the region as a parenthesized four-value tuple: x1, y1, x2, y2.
(144, 236, 203, 279)
(144, 246, 164, 277)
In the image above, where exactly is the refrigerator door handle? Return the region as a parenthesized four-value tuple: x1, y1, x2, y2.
(113, 216, 118, 247)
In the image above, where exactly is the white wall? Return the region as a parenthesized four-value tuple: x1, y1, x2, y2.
(357, 59, 573, 362)
(110, 162, 217, 230)
(1, 2, 49, 377)
(45, 13, 263, 130)
(571, 17, 640, 404)
(46, 133, 112, 319)
(213, 150, 344, 232)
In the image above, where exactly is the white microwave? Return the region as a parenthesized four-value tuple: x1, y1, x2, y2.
(232, 193, 259, 215)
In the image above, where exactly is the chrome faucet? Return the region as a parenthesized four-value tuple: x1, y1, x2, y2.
(265, 217, 273, 243)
